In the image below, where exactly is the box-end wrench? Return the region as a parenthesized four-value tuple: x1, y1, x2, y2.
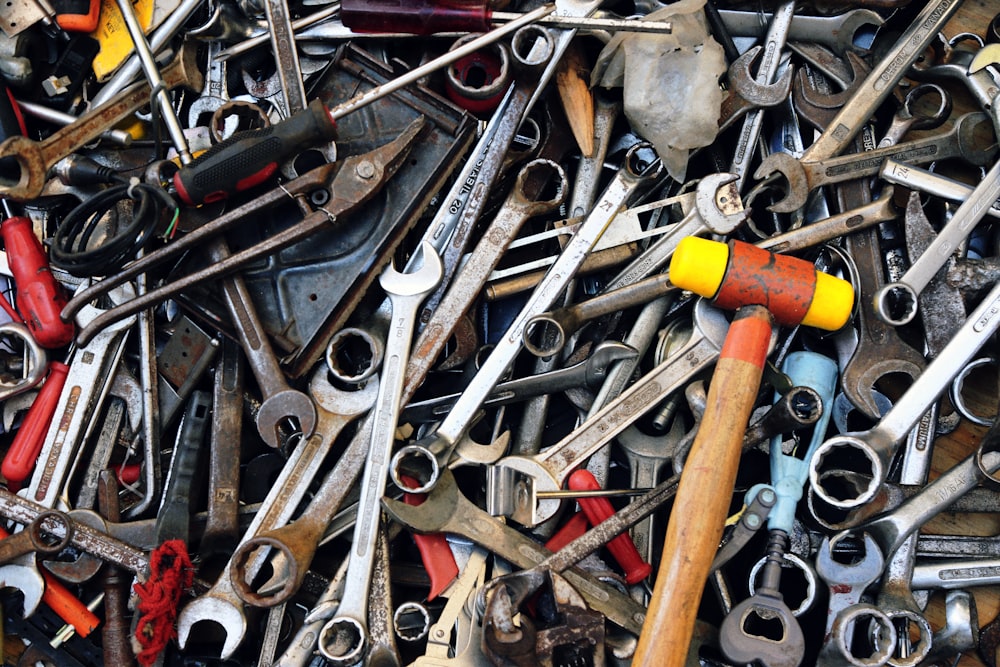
(311, 244, 441, 666)
(233, 244, 441, 622)
(880, 159, 1000, 220)
(814, 533, 896, 666)
(489, 300, 734, 527)
(874, 156, 1000, 326)
(755, 112, 996, 213)
(810, 280, 1000, 510)
(0, 41, 202, 201)
(175, 367, 378, 660)
(207, 238, 316, 449)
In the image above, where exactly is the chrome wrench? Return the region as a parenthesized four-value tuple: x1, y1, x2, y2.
(320, 243, 442, 666)
(489, 300, 733, 527)
(810, 280, 1000, 510)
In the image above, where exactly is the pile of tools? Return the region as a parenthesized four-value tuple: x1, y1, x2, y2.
(0, 0, 998, 664)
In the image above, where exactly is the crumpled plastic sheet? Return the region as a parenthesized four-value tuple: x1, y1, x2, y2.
(591, 0, 726, 182)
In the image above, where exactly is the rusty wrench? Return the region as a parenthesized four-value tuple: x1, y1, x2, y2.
(0, 42, 203, 201)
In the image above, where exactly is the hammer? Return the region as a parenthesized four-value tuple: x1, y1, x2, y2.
(632, 237, 853, 666)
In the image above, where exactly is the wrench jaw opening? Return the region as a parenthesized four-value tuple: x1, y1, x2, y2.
(753, 152, 810, 214)
(0, 563, 44, 617)
(809, 434, 887, 510)
(175, 594, 249, 659)
(487, 456, 562, 528)
(873, 282, 919, 326)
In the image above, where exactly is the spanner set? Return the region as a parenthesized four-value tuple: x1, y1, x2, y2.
(2, 0, 1000, 665)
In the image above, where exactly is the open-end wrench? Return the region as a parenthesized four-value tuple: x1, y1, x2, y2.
(186, 36, 233, 129)
(207, 238, 317, 449)
(380, 468, 648, 636)
(874, 156, 1000, 326)
(233, 244, 441, 620)
(716, 45, 793, 135)
(728, 1, 794, 192)
(319, 244, 442, 666)
(716, 8, 884, 55)
(176, 367, 378, 660)
(489, 300, 735, 527)
(797, 0, 965, 165)
(0, 41, 202, 201)
(811, 280, 1000, 509)
(755, 112, 996, 213)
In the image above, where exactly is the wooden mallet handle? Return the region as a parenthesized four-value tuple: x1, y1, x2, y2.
(632, 305, 773, 666)
(632, 237, 854, 665)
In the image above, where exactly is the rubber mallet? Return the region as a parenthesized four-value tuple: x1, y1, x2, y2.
(632, 237, 853, 667)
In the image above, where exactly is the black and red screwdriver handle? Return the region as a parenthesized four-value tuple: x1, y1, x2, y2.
(173, 99, 337, 206)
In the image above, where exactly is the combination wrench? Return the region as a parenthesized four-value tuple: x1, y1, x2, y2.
(307, 243, 442, 666)
(176, 368, 378, 660)
(874, 156, 1000, 326)
(810, 279, 1000, 509)
(756, 112, 996, 213)
(489, 300, 735, 527)
(207, 239, 317, 449)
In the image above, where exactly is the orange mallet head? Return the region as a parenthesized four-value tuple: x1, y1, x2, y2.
(670, 237, 854, 330)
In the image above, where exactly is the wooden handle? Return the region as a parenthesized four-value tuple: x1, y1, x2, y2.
(633, 305, 774, 666)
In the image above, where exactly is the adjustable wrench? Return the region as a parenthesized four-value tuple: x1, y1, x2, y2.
(811, 280, 1000, 509)
(756, 112, 996, 213)
(489, 300, 734, 527)
(175, 368, 378, 660)
(207, 239, 316, 449)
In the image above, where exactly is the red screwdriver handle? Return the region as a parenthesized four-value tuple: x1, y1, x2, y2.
(2, 361, 69, 491)
(569, 469, 653, 585)
(341, 0, 491, 35)
(0, 216, 74, 349)
(173, 98, 337, 206)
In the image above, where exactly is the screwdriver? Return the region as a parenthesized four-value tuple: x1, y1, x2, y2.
(0, 201, 75, 349)
(172, 4, 553, 205)
(214, 2, 671, 63)
(340, 0, 673, 36)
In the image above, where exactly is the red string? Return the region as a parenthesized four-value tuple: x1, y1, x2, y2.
(133, 540, 194, 666)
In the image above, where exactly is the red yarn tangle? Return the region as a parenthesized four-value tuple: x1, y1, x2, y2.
(133, 539, 194, 666)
